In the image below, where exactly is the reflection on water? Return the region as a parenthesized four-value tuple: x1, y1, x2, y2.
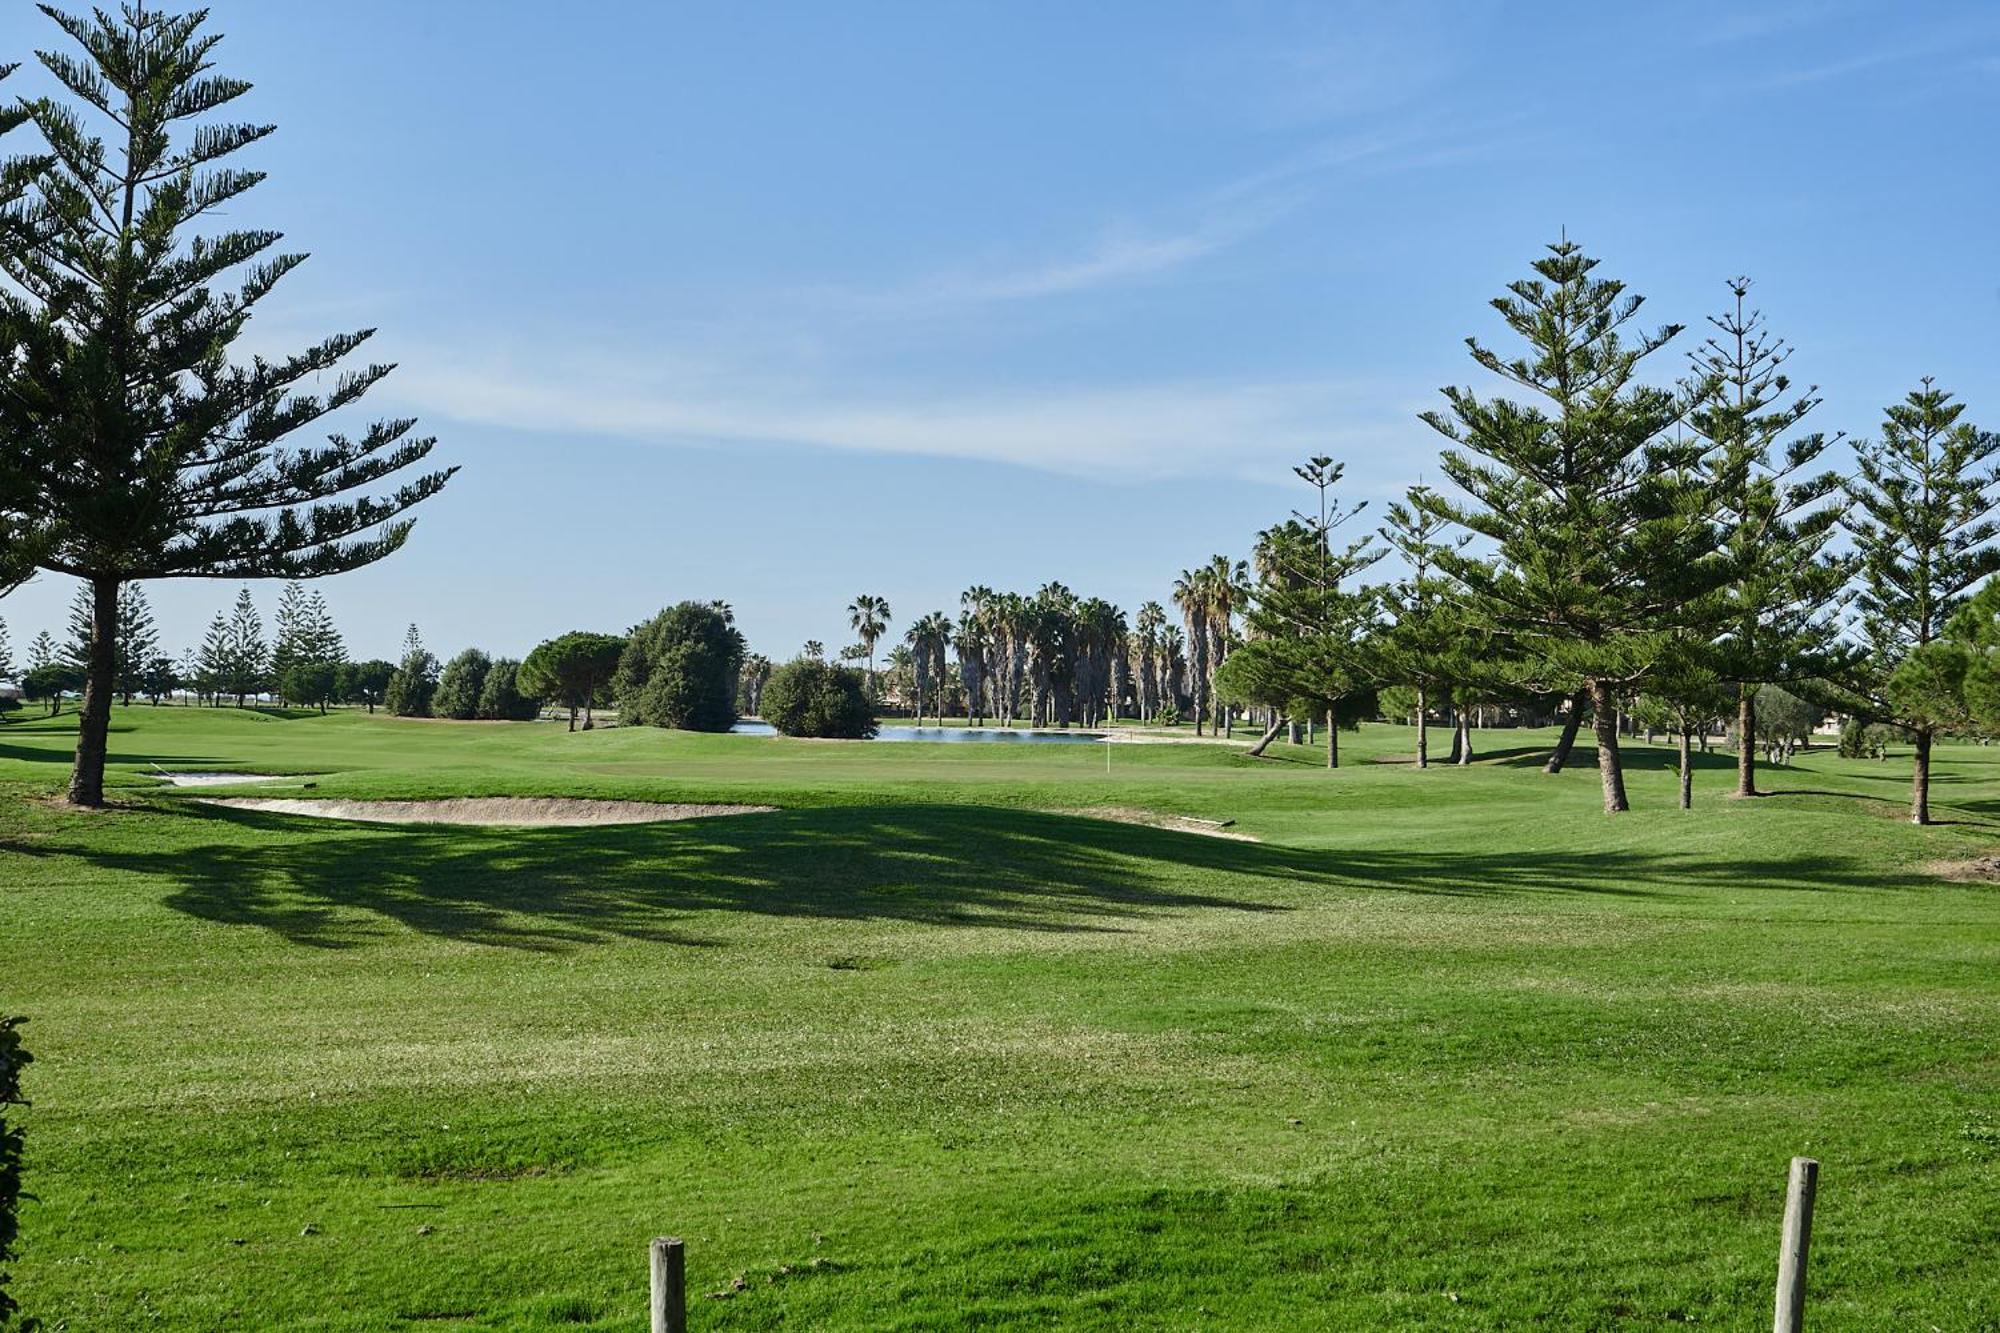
(729, 722, 1104, 744)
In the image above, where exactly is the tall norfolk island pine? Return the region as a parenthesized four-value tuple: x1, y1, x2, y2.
(1419, 240, 1732, 813)
(0, 5, 452, 804)
(1687, 279, 1849, 799)
(1841, 381, 2000, 825)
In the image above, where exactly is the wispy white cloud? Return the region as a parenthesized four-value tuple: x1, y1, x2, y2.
(391, 357, 1427, 484)
(913, 230, 1225, 304)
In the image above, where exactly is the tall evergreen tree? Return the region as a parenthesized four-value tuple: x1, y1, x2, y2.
(1376, 484, 1472, 768)
(0, 617, 11, 684)
(301, 588, 343, 670)
(1687, 278, 1849, 798)
(114, 583, 158, 703)
(223, 587, 266, 704)
(0, 61, 57, 598)
(270, 580, 309, 690)
(386, 624, 438, 717)
(26, 631, 55, 672)
(1840, 381, 2000, 824)
(1418, 239, 1730, 812)
(1230, 457, 1383, 768)
(195, 612, 230, 704)
(0, 5, 454, 804)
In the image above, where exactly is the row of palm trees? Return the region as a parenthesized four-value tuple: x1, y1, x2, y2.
(805, 569, 1253, 730)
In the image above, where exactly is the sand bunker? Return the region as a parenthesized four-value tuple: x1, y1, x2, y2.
(156, 771, 296, 787)
(194, 796, 775, 827)
(1066, 806, 1259, 841)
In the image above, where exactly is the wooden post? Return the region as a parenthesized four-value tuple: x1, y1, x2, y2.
(1773, 1157, 1817, 1333)
(650, 1236, 686, 1333)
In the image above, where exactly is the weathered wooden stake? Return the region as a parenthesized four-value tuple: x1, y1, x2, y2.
(1773, 1157, 1817, 1333)
(650, 1236, 686, 1333)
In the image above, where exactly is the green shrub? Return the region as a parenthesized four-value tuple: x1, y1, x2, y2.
(433, 648, 492, 720)
(1, 1015, 30, 1329)
(476, 659, 539, 721)
(615, 603, 743, 732)
(762, 659, 876, 739)
(385, 648, 438, 717)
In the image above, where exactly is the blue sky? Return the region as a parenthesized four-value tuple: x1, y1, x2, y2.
(4, 0, 1999, 664)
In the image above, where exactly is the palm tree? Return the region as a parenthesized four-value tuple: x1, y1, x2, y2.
(847, 594, 891, 695)
(1172, 568, 1210, 735)
(1133, 601, 1165, 721)
(954, 610, 988, 726)
(905, 612, 953, 725)
(1159, 625, 1186, 718)
(802, 639, 824, 661)
(1204, 554, 1249, 736)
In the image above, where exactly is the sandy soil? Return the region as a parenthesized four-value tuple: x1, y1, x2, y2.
(194, 796, 776, 827)
(155, 772, 296, 787)
(1065, 805, 1259, 841)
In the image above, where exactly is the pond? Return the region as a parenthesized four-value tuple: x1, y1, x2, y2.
(730, 722, 1105, 744)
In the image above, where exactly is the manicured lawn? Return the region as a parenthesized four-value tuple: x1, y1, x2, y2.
(2, 707, 1997, 1328)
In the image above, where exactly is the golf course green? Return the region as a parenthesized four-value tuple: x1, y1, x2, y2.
(2, 707, 1996, 1328)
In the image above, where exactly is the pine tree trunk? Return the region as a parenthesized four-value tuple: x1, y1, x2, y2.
(1545, 688, 1589, 774)
(1415, 685, 1428, 769)
(1735, 687, 1757, 798)
(1678, 729, 1693, 810)
(68, 576, 121, 807)
(1246, 716, 1285, 757)
(1911, 727, 1932, 825)
(1326, 705, 1338, 768)
(1456, 710, 1472, 766)
(1591, 680, 1629, 813)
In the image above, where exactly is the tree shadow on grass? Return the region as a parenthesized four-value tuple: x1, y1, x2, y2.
(54, 802, 1946, 953)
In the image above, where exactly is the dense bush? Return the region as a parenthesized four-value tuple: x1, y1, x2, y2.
(476, 658, 540, 721)
(385, 647, 438, 717)
(433, 648, 492, 720)
(1, 1015, 29, 1329)
(761, 659, 876, 738)
(615, 603, 743, 732)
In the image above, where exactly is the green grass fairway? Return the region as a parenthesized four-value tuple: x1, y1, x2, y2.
(3, 708, 1998, 1328)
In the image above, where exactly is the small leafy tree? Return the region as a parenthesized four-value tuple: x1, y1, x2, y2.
(1751, 684, 1824, 761)
(139, 653, 178, 704)
(338, 658, 394, 713)
(277, 659, 337, 713)
(22, 661, 82, 715)
(762, 658, 876, 738)
(432, 648, 491, 720)
(519, 632, 625, 731)
(615, 603, 743, 732)
(1632, 649, 1735, 810)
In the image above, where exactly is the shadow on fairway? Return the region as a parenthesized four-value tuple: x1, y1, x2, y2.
(47, 801, 1945, 953)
